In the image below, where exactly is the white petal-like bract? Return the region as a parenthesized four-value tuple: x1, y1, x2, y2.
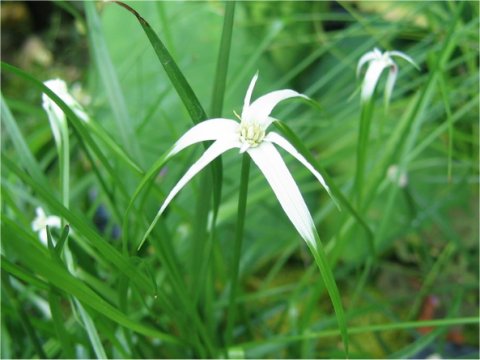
(356, 50, 379, 77)
(242, 72, 259, 116)
(244, 89, 308, 127)
(247, 142, 317, 249)
(361, 59, 388, 102)
(388, 51, 419, 69)
(384, 66, 398, 106)
(169, 118, 239, 157)
(265, 131, 333, 199)
(43, 79, 89, 123)
(149, 72, 329, 251)
(159, 138, 240, 216)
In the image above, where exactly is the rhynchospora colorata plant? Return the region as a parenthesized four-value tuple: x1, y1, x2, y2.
(140, 72, 349, 353)
(145, 73, 333, 245)
(354, 48, 418, 206)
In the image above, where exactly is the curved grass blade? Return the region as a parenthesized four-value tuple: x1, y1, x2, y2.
(87, 120, 144, 175)
(74, 298, 108, 359)
(112, 1, 207, 123)
(1, 94, 50, 189)
(112, 0, 222, 234)
(210, 1, 236, 118)
(307, 234, 349, 356)
(84, 1, 142, 163)
(123, 147, 173, 250)
(1, 256, 50, 291)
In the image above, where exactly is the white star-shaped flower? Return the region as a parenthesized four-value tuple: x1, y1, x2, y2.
(153, 73, 333, 249)
(357, 48, 418, 105)
(31, 207, 61, 246)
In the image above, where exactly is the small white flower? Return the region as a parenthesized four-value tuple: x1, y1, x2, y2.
(42, 79, 89, 126)
(387, 164, 408, 188)
(357, 48, 418, 104)
(31, 207, 61, 246)
(154, 73, 333, 249)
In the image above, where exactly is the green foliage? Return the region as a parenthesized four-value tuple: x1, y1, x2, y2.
(1, 1, 478, 358)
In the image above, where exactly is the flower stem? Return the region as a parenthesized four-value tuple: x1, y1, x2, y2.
(225, 154, 250, 348)
(354, 100, 374, 207)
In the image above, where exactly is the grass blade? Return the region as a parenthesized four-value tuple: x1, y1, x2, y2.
(1, 94, 50, 189)
(84, 1, 142, 163)
(210, 1, 236, 118)
(112, 0, 223, 233)
(112, 1, 207, 123)
(307, 236, 349, 356)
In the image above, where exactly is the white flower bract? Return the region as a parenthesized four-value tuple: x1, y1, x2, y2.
(357, 48, 418, 104)
(31, 207, 61, 246)
(156, 73, 333, 249)
(43, 79, 89, 126)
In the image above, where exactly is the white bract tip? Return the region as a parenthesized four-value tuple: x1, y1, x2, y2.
(31, 207, 61, 246)
(43, 79, 89, 124)
(149, 73, 330, 248)
(357, 48, 418, 105)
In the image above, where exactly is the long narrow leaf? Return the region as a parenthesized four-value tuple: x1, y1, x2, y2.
(1, 94, 50, 189)
(308, 236, 349, 356)
(112, 0, 223, 232)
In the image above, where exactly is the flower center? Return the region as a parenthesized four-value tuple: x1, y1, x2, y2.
(238, 122, 265, 148)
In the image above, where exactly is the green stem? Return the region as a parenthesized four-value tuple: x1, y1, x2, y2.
(48, 290, 74, 357)
(60, 121, 69, 212)
(239, 317, 479, 349)
(354, 100, 374, 207)
(210, 1, 236, 117)
(225, 155, 250, 348)
(55, 92, 108, 359)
